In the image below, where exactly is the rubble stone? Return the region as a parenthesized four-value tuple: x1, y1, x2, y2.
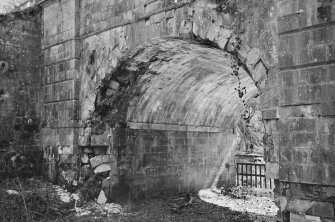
(97, 190, 107, 204)
(94, 164, 111, 174)
(90, 155, 111, 168)
(107, 80, 120, 90)
(81, 154, 89, 163)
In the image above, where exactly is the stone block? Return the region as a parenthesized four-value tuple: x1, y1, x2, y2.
(291, 133, 315, 148)
(90, 155, 111, 168)
(278, 0, 298, 17)
(265, 162, 279, 179)
(91, 134, 109, 146)
(306, 201, 334, 219)
(290, 183, 335, 203)
(280, 70, 296, 87)
(94, 163, 112, 174)
(321, 101, 335, 116)
(143, 153, 161, 166)
(81, 154, 89, 163)
(286, 198, 314, 214)
(290, 118, 316, 132)
(323, 164, 335, 185)
(107, 80, 120, 90)
(278, 53, 294, 68)
(97, 190, 107, 204)
(93, 146, 109, 155)
(277, 14, 300, 34)
(262, 108, 279, 120)
(290, 213, 321, 222)
(310, 45, 327, 64)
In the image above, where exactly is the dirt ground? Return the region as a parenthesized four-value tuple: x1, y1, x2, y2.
(0, 178, 277, 222)
(62, 195, 277, 222)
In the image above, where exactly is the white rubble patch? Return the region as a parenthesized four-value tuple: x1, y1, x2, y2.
(52, 184, 122, 217)
(199, 189, 278, 216)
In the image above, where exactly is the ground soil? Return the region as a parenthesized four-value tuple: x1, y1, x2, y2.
(63, 195, 277, 222)
(1, 178, 277, 222)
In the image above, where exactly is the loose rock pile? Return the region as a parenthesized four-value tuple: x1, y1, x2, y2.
(76, 146, 115, 204)
(54, 183, 123, 218)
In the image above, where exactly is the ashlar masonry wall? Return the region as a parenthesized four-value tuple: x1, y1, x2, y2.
(37, 0, 274, 200)
(262, 0, 335, 221)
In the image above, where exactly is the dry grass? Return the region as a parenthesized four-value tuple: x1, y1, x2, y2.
(0, 178, 73, 222)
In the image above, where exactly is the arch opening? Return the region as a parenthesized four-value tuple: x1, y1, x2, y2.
(84, 38, 265, 199)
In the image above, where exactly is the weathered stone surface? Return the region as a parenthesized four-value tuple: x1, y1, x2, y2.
(286, 198, 314, 214)
(81, 154, 89, 163)
(321, 102, 335, 116)
(91, 134, 110, 147)
(93, 146, 109, 155)
(97, 190, 107, 204)
(94, 163, 112, 174)
(107, 81, 120, 90)
(290, 213, 321, 222)
(265, 162, 279, 179)
(90, 155, 111, 168)
(306, 201, 335, 219)
(262, 109, 279, 120)
(289, 183, 335, 203)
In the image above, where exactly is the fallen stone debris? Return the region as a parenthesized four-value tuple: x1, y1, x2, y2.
(53, 183, 123, 218)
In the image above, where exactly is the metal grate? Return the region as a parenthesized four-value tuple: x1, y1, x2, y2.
(236, 163, 273, 190)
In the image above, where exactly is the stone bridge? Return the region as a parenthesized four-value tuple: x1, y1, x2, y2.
(1, 0, 335, 221)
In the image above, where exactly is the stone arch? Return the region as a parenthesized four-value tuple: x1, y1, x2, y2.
(81, 37, 265, 197)
(93, 38, 259, 129)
